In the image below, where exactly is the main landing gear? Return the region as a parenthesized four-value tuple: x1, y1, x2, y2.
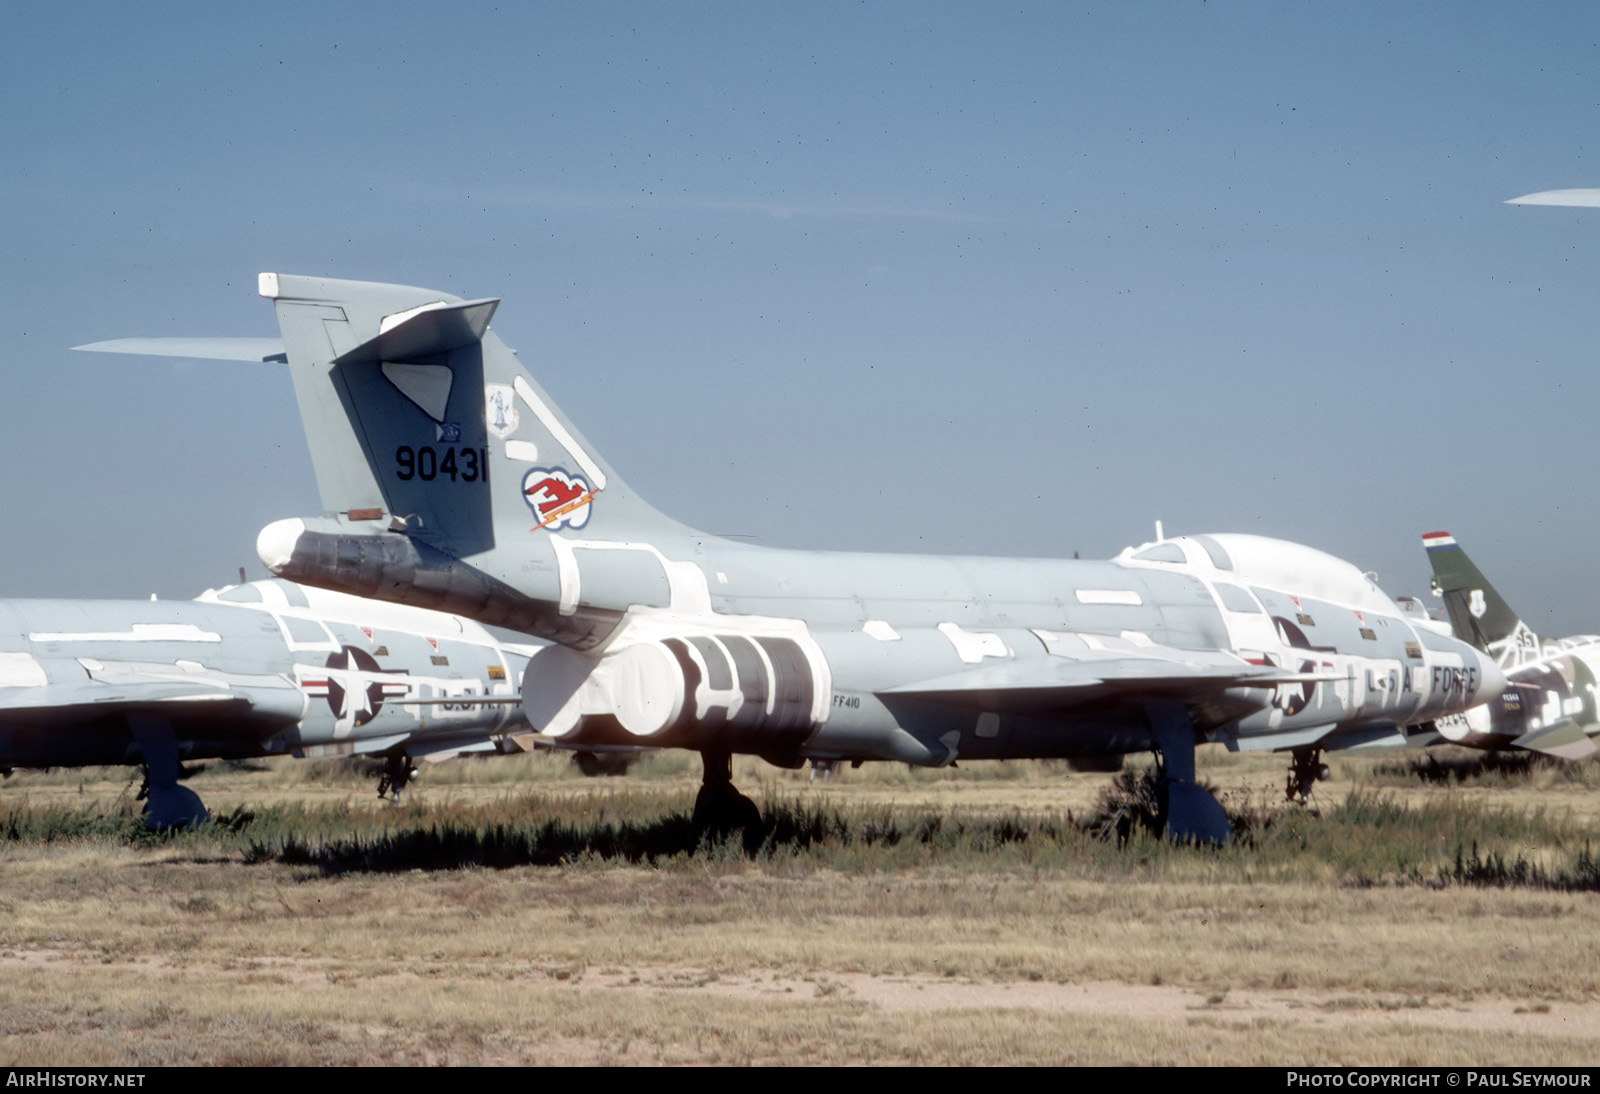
(808, 759, 838, 783)
(377, 752, 419, 803)
(128, 713, 208, 829)
(1145, 699, 1231, 845)
(691, 750, 763, 852)
(1285, 747, 1330, 804)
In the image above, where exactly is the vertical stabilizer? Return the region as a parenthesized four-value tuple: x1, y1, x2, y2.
(257, 273, 693, 648)
(1422, 532, 1539, 666)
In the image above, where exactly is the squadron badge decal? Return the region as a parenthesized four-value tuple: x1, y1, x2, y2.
(523, 467, 595, 531)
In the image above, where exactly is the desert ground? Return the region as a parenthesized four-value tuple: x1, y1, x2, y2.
(2, 746, 1597, 1066)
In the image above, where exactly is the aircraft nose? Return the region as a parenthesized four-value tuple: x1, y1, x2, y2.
(1475, 651, 1507, 705)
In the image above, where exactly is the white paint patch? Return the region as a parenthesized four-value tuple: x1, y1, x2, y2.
(938, 622, 1009, 664)
(257, 272, 280, 299)
(379, 300, 449, 333)
(1119, 630, 1154, 646)
(1031, 629, 1089, 656)
(0, 652, 48, 688)
(382, 362, 453, 422)
(558, 539, 714, 618)
(1074, 589, 1143, 606)
(272, 615, 339, 653)
(547, 535, 580, 617)
(975, 712, 1000, 738)
(28, 625, 222, 643)
(863, 620, 901, 642)
(503, 439, 540, 463)
(513, 376, 607, 490)
(716, 572, 728, 585)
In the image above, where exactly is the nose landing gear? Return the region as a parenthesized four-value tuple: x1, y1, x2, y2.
(377, 752, 419, 802)
(1286, 747, 1330, 804)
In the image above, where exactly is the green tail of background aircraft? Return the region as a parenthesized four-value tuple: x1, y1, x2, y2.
(1421, 531, 1598, 759)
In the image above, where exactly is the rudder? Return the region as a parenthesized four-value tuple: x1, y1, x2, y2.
(1422, 531, 1539, 666)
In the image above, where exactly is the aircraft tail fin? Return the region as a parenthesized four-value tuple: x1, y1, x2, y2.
(258, 272, 683, 545)
(254, 274, 690, 647)
(1422, 532, 1539, 667)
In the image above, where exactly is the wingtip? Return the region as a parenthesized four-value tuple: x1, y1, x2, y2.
(1505, 188, 1600, 207)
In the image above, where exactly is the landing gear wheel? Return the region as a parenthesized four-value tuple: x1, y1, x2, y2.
(573, 751, 631, 777)
(691, 751, 764, 853)
(377, 752, 419, 803)
(1285, 747, 1329, 805)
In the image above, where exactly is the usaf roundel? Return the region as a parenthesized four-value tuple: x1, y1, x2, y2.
(523, 467, 594, 531)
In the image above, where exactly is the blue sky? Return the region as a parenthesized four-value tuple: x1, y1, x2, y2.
(4, 2, 1600, 635)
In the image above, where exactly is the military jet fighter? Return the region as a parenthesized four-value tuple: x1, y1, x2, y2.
(1418, 531, 1598, 759)
(0, 577, 537, 825)
(79, 275, 1506, 842)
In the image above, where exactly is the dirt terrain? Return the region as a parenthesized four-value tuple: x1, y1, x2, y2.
(1, 749, 1596, 1065)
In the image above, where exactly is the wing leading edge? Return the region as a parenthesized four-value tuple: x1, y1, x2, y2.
(881, 646, 1331, 715)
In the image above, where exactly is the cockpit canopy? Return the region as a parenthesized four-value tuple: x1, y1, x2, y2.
(1117, 533, 1400, 615)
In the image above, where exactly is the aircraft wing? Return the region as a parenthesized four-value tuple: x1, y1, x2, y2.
(0, 661, 303, 727)
(0, 683, 256, 720)
(879, 649, 1327, 715)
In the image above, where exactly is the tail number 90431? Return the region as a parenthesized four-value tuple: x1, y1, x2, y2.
(395, 446, 487, 483)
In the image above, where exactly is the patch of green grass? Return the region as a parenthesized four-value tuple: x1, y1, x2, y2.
(5, 782, 1598, 890)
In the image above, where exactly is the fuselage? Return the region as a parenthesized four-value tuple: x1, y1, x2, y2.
(495, 528, 1504, 767)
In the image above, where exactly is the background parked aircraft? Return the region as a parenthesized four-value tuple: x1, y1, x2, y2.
(1418, 531, 1599, 760)
(0, 579, 536, 825)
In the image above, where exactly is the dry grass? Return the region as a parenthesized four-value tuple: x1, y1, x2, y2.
(2, 747, 1598, 1065)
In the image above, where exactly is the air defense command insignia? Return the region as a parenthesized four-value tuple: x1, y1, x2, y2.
(486, 384, 519, 439)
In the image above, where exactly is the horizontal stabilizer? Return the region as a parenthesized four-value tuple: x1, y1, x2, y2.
(74, 337, 287, 363)
(332, 298, 499, 365)
(1512, 722, 1598, 760)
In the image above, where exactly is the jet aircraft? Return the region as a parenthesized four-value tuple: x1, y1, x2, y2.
(0, 578, 537, 825)
(1419, 531, 1599, 759)
(79, 275, 1506, 842)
